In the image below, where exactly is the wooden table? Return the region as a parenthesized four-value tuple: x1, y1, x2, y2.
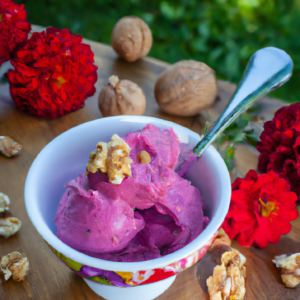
(0, 26, 299, 300)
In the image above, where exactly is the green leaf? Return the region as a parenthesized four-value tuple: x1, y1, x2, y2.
(0, 74, 8, 84)
(223, 146, 236, 171)
(233, 132, 246, 142)
(203, 121, 210, 135)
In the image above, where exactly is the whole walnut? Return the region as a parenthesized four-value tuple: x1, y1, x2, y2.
(155, 60, 218, 116)
(98, 75, 146, 117)
(111, 16, 152, 62)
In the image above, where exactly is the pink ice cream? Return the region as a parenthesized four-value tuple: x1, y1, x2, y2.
(55, 124, 208, 262)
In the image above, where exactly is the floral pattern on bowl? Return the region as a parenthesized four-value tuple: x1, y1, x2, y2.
(45, 231, 217, 287)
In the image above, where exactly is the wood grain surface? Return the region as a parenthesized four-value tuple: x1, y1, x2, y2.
(0, 25, 299, 300)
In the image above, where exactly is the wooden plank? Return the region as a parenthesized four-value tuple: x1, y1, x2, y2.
(0, 25, 298, 300)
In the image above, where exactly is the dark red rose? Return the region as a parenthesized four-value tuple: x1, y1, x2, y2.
(7, 28, 98, 118)
(0, 0, 31, 66)
(222, 170, 299, 248)
(257, 103, 300, 200)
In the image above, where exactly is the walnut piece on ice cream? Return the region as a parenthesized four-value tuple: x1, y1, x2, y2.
(0, 136, 22, 157)
(86, 134, 132, 184)
(0, 252, 29, 281)
(0, 192, 10, 213)
(273, 253, 300, 288)
(207, 249, 246, 300)
(86, 142, 108, 173)
(137, 150, 151, 164)
(107, 134, 132, 184)
(0, 215, 22, 238)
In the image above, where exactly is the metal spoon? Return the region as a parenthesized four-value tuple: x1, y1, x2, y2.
(193, 47, 293, 156)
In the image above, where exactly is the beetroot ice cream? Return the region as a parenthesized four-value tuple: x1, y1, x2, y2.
(55, 124, 208, 262)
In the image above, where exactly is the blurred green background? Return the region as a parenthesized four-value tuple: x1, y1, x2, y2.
(17, 0, 300, 102)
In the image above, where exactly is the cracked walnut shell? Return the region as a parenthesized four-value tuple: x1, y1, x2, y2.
(98, 75, 146, 117)
(0, 136, 22, 157)
(0, 252, 29, 281)
(273, 253, 300, 288)
(155, 60, 218, 116)
(207, 249, 246, 300)
(111, 16, 152, 62)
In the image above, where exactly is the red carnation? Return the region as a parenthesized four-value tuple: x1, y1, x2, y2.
(222, 170, 298, 248)
(0, 0, 31, 66)
(257, 103, 300, 200)
(7, 28, 98, 118)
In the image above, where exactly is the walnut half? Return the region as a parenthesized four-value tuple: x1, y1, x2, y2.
(273, 253, 300, 288)
(86, 142, 108, 173)
(210, 228, 232, 250)
(0, 252, 29, 281)
(86, 134, 132, 184)
(207, 249, 246, 300)
(0, 192, 10, 213)
(0, 215, 22, 238)
(107, 134, 132, 184)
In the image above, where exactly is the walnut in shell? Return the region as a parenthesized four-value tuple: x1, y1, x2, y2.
(207, 249, 246, 300)
(0, 252, 29, 281)
(155, 60, 218, 116)
(273, 253, 300, 288)
(0, 136, 22, 157)
(111, 16, 152, 62)
(98, 75, 146, 117)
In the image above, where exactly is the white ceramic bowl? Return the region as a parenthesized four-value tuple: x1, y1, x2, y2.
(24, 116, 231, 300)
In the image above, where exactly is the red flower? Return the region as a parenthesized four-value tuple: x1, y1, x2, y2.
(0, 0, 31, 66)
(257, 103, 300, 200)
(7, 28, 98, 118)
(222, 170, 299, 248)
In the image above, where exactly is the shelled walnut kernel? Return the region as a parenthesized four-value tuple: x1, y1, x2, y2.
(87, 142, 108, 173)
(273, 253, 300, 288)
(86, 134, 132, 184)
(0, 215, 22, 238)
(207, 249, 246, 300)
(0, 192, 10, 213)
(107, 134, 132, 184)
(137, 151, 151, 164)
(0, 252, 29, 281)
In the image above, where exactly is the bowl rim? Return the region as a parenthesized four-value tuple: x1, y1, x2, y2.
(24, 115, 231, 272)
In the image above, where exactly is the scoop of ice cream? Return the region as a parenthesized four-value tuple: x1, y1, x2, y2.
(55, 174, 144, 253)
(124, 124, 180, 170)
(154, 167, 204, 253)
(56, 124, 207, 262)
(134, 208, 183, 254)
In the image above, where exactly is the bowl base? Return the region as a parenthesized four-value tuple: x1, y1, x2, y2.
(83, 275, 176, 300)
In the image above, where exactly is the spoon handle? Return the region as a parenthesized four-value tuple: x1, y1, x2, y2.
(193, 47, 293, 156)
